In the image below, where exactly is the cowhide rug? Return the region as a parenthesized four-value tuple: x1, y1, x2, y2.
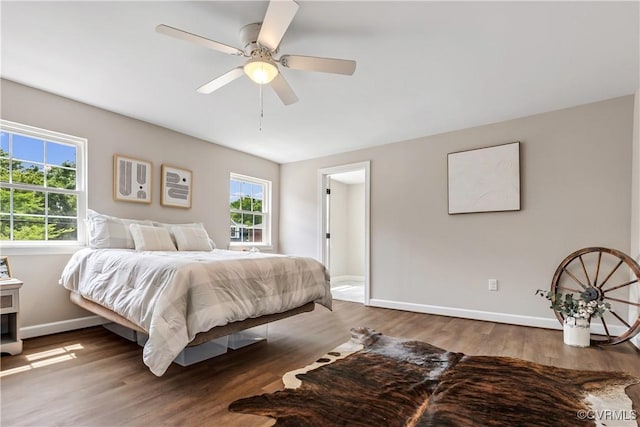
(229, 328, 640, 426)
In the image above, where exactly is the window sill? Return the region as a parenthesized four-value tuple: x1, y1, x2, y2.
(0, 243, 86, 256)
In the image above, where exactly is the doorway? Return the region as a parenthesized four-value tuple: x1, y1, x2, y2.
(318, 161, 370, 304)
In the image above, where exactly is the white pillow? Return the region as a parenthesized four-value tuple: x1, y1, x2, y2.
(87, 210, 153, 249)
(129, 224, 177, 251)
(152, 222, 216, 250)
(171, 224, 213, 251)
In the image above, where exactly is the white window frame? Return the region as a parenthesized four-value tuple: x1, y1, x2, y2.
(0, 119, 88, 254)
(229, 173, 271, 250)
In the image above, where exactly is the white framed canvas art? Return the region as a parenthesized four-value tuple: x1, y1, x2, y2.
(447, 142, 520, 214)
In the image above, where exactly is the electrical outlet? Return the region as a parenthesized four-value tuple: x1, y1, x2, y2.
(488, 279, 498, 291)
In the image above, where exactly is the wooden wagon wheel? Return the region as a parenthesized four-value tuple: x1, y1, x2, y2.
(550, 247, 640, 345)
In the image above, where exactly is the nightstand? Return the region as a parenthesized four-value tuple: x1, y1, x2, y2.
(0, 278, 23, 356)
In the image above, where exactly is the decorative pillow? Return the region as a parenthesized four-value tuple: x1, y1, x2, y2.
(129, 224, 177, 251)
(152, 221, 198, 230)
(87, 209, 154, 249)
(152, 221, 216, 250)
(170, 224, 212, 251)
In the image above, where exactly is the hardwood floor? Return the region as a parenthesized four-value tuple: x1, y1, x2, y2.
(2, 300, 639, 426)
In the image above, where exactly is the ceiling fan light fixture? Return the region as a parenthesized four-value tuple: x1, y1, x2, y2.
(244, 58, 279, 84)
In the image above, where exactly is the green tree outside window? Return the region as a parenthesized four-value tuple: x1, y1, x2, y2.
(1, 145, 78, 241)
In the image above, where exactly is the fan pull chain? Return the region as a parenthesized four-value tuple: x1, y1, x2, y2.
(259, 83, 264, 131)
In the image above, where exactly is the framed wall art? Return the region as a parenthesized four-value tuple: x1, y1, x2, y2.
(113, 154, 152, 203)
(447, 142, 520, 214)
(161, 164, 192, 208)
(0, 256, 12, 280)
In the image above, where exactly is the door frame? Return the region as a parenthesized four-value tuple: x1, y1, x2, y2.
(317, 161, 371, 305)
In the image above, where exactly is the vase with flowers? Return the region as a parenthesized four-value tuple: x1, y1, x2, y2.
(535, 288, 610, 347)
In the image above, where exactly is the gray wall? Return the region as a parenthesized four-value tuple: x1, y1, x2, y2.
(280, 96, 634, 322)
(328, 181, 365, 280)
(347, 183, 365, 277)
(631, 90, 639, 349)
(1, 79, 280, 332)
(2, 78, 636, 339)
(329, 180, 348, 278)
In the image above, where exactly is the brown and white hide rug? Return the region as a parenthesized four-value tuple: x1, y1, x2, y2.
(228, 328, 640, 426)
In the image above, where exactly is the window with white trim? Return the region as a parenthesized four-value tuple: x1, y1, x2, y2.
(229, 173, 270, 247)
(0, 120, 87, 245)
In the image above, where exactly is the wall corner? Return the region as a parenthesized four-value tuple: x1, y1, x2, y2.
(630, 90, 640, 350)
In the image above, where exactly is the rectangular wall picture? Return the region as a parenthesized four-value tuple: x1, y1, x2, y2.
(447, 142, 520, 214)
(113, 154, 152, 203)
(161, 164, 192, 208)
(0, 256, 12, 280)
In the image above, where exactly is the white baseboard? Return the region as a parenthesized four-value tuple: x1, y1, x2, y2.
(331, 275, 364, 284)
(368, 299, 627, 336)
(21, 315, 109, 339)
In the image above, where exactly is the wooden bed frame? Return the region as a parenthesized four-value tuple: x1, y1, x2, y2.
(70, 291, 316, 347)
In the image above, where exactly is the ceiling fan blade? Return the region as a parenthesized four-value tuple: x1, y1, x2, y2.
(270, 73, 298, 105)
(196, 67, 245, 94)
(280, 55, 356, 75)
(156, 24, 244, 56)
(257, 0, 299, 51)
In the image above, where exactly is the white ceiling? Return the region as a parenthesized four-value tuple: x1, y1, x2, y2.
(331, 169, 365, 185)
(1, 1, 638, 164)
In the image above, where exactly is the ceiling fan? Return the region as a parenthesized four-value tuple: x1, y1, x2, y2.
(156, 0, 356, 105)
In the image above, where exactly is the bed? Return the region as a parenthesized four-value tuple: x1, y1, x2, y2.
(59, 211, 331, 376)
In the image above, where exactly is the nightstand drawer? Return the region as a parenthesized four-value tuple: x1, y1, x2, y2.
(0, 290, 18, 314)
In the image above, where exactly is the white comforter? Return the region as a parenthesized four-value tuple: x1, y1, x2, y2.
(60, 248, 331, 376)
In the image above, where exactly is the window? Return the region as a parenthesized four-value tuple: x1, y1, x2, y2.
(0, 120, 87, 246)
(229, 173, 270, 247)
